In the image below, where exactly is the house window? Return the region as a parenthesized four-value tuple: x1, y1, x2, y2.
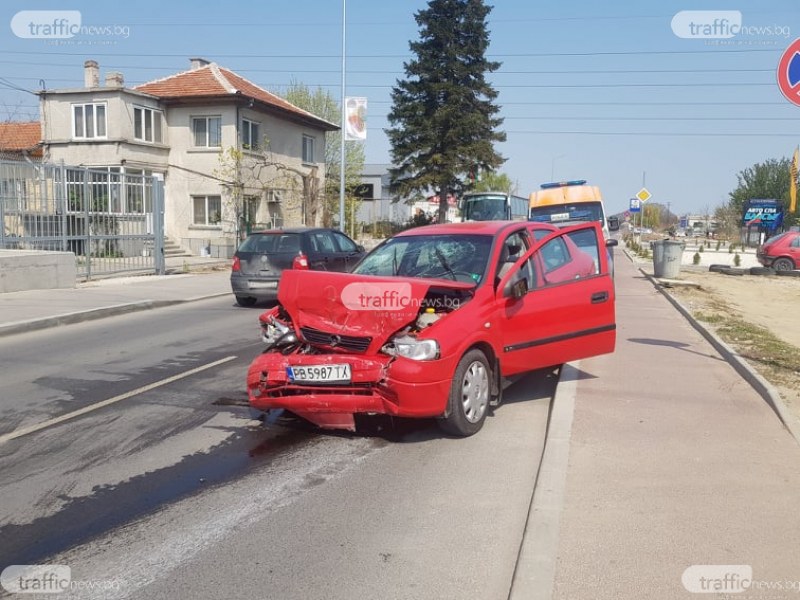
(134, 107, 163, 143)
(192, 116, 221, 148)
(302, 135, 315, 163)
(193, 195, 222, 225)
(242, 119, 260, 150)
(73, 103, 107, 139)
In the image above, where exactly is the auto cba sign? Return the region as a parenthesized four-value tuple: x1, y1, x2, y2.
(741, 199, 784, 231)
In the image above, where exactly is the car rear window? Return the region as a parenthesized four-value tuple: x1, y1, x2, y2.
(238, 233, 301, 253)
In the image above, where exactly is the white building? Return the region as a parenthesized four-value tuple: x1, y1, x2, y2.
(38, 58, 338, 256)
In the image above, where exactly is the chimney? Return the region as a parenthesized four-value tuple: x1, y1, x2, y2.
(105, 71, 124, 88)
(189, 57, 210, 70)
(84, 60, 99, 88)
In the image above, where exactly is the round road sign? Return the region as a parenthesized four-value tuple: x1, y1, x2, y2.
(777, 38, 800, 107)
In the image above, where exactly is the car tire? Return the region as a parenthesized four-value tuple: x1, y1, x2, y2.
(438, 349, 491, 437)
(721, 268, 745, 276)
(235, 295, 257, 307)
(749, 266, 774, 276)
(773, 258, 795, 273)
(708, 264, 728, 273)
(776, 269, 800, 277)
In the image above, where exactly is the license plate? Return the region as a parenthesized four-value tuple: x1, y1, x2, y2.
(287, 364, 351, 384)
(249, 280, 278, 290)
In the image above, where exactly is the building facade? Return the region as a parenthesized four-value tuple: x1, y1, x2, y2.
(37, 59, 337, 256)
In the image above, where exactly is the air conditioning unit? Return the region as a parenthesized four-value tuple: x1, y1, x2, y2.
(267, 189, 283, 204)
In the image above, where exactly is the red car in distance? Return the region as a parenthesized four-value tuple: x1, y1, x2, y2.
(247, 220, 615, 437)
(757, 231, 800, 272)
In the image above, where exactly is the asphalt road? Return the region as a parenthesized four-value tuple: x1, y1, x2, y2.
(0, 298, 556, 599)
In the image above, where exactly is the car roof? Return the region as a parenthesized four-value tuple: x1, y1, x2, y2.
(393, 221, 528, 237)
(248, 227, 332, 236)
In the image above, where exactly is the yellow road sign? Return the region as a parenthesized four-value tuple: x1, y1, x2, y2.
(636, 188, 651, 202)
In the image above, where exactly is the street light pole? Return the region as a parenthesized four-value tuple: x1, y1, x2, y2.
(551, 154, 565, 181)
(338, 0, 346, 232)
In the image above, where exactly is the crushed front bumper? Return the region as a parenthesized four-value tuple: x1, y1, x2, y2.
(247, 351, 453, 431)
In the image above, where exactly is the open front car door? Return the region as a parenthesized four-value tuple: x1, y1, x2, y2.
(495, 222, 616, 375)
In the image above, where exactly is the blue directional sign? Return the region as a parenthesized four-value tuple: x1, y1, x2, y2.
(629, 198, 641, 213)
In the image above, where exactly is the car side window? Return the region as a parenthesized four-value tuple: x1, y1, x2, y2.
(540, 237, 571, 273)
(311, 232, 337, 253)
(565, 227, 601, 275)
(332, 231, 358, 252)
(791, 236, 800, 248)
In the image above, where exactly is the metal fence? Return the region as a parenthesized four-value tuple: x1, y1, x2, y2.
(0, 158, 164, 279)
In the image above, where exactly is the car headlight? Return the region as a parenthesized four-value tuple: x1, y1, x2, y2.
(262, 316, 290, 344)
(386, 335, 440, 361)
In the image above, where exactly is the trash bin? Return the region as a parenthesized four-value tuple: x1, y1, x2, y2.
(652, 239, 684, 278)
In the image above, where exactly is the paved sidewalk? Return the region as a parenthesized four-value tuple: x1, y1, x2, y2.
(548, 253, 800, 599)
(0, 259, 234, 338)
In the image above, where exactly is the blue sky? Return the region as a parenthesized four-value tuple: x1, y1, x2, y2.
(1, 0, 798, 216)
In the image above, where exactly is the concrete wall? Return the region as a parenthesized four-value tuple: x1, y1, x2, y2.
(0, 250, 76, 293)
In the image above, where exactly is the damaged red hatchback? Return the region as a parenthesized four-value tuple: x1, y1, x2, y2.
(247, 221, 615, 436)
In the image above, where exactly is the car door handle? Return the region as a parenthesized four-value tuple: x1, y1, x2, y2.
(591, 291, 609, 304)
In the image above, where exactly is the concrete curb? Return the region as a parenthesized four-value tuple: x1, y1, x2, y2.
(0, 293, 231, 339)
(509, 362, 580, 600)
(641, 268, 800, 447)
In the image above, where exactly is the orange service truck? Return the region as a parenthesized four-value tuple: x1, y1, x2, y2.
(529, 180, 619, 273)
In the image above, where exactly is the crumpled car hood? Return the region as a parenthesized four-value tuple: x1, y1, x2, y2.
(277, 270, 474, 348)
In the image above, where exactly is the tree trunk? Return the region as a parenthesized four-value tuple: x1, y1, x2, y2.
(438, 185, 448, 223)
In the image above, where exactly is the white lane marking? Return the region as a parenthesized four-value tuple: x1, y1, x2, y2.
(0, 356, 238, 445)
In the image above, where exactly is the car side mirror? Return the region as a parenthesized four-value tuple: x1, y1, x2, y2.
(357, 244, 366, 253)
(605, 238, 619, 247)
(607, 216, 620, 232)
(503, 271, 529, 299)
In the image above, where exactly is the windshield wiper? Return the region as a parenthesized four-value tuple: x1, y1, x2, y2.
(392, 246, 399, 276)
(433, 247, 457, 280)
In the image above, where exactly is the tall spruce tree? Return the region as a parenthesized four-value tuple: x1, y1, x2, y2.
(387, 0, 505, 223)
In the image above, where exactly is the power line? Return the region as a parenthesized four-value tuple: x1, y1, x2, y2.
(0, 48, 782, 59)
(504, 130, 800, 137)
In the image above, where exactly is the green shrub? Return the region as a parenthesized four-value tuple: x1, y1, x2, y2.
(734, 253, 741, 267)
(693, 252, 701, 265)
(715, 241, 721, 251)
(728, 244, 735, 253)
(698, 244, 704, 253)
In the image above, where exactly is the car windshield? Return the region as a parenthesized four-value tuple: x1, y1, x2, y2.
(352, 234, 493, 284)
(238, 233, 301, 254)
(530, 202, 604, 226)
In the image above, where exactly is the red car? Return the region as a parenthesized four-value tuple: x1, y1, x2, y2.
(247, 221, 615, 436)
(757, 231, 800, 272)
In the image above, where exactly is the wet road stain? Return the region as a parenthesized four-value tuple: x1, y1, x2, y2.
(0, 423, 317, 570)
(0, 405, 447, 570)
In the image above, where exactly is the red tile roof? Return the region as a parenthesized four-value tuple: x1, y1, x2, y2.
(135, 63, 337, 131)
(0, 121, 42, 154)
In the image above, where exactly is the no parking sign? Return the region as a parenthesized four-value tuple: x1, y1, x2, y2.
(777, 38, 800, 107)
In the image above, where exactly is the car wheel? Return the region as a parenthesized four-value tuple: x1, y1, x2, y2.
(235, 295, 257, 307)
(749, 266, 774, 276)
(773, 258, 794, 272)
(438, 349, 491, 437)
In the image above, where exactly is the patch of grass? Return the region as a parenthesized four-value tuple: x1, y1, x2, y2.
(691, 298, 800, 390)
